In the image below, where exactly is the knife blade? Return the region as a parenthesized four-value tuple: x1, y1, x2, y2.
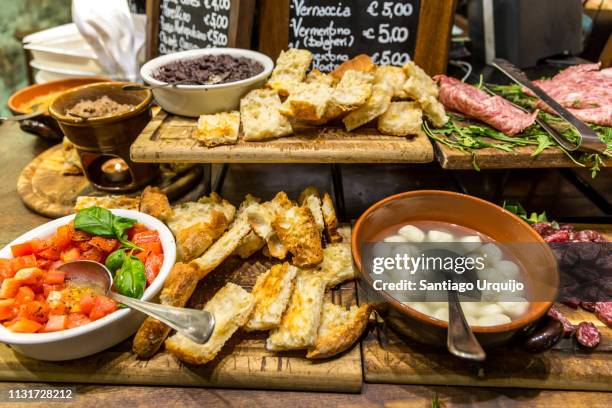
(491, 58, 607, 154)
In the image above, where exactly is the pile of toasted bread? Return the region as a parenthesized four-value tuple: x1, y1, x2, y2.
(194, 49, 449, 147)
(75, 187, 371, 364)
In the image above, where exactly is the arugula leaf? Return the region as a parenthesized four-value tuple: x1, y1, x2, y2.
(74, 206, 116, 237)
(114, 255, 146, 299)
(105, 248, 126, 274)
(502, 200, 548, 224)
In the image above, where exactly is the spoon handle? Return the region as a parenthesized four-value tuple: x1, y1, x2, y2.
(446, 290, 486, 361)
(112, 293, 215, 344)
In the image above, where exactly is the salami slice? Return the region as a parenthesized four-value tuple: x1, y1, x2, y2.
(434, 75, 538, 135)
(576, 322, 601, 348)
(547, 305, 575, 337)
(594, 302, 612, 328)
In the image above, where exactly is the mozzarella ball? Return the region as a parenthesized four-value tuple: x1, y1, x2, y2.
(384, 234, 408, 243)
(477, 267, 505, 284)
(496, 260, 521, 280)
(478, 303, 504, 317)
(480, 291, 502, 302)
(404, 302, 429, 315)
(398, 225, 425, 242)
(427, 230, 454, 243)
(458, 235, 482, 253)
(433, 307, 449, 322)
(465, 314, 480, 326)
(371, 241, 393, 258)
(477, 313, 511, 326)
(498, 298, 530, 319)
(477, 243, 503, 265)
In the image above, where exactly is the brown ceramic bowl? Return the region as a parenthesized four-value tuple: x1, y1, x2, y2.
(352, 190, 558, 348)
(8, 77, 109, 140)
(49, 82, 157, 192)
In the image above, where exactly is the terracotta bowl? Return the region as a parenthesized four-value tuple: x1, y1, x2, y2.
(49, 82, 157, 192)
(352, 190, 559, 348)
(8, 77, 109, 140)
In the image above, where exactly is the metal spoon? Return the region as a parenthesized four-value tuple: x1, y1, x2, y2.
(122, 79, 196, 91)
(0, 110, 45, 123)
(56, 260, 215, 344)
(423, 248, 486, 361)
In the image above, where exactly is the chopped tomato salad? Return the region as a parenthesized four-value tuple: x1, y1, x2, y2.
(0, 221, 163, 333)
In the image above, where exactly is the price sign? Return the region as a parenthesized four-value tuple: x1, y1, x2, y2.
(146, 0, 255, 59)
(288, 0, 419, 71)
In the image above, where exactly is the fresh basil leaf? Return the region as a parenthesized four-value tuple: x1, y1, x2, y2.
(105, 248, 126, 273)
(114, 255, 146, 299)
(112, 216, 137, 240)
(74, 206, 115, 237)
(118, 236, 143, 252)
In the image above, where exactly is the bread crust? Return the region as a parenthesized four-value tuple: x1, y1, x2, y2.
(331, 54, 375, 80)
(241, 89, 293, 141)
(139, 186, 172, 222)
(194, 111, 240, 147)
(273, 206, 323, 267)
(377, 101, 423, 136)
(306, 303, 371, 359)
(321, 192, 342, 243)
(267, 49, 313, 96)
(74, 195, 140, 212)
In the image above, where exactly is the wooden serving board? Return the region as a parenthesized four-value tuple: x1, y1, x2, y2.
(362, 226, 612, 391)
(434, 140, 612, 170)
(0, 228, 363, 392)
(130, 111, 434, 164)
(17, 144, 205, 218)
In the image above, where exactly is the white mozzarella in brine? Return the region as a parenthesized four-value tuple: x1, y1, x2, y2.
(426, 230, 454, 243)
(458, 235, 482, 253)
(403, 302, 430, 315)
(465, 314, 480, 326)
(432, 307, 449, 322)
(498, 298, 530, 319)
(398, 225, 426, 242)
(477, 313, 511, 326)
(496, 260, 521, 280)
(478, 303, 503, 317)
(477, 243, 503, 265)
(384, 234, 408, 243)
(459, 301, 481, 316)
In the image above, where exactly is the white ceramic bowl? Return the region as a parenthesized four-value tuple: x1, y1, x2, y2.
(140, 48, 274, 117)
(0, 209, 176, 361)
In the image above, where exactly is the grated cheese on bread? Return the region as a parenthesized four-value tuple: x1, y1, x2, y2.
(273, 205, 323, 267)
(240, 89, 293, 141)
(317, 243, 354, 288)
(165, 283, 255, 365)
(266, 271, 325, 350)
(306, 302, 371, 359)
(266, 49, 313, 96)
(194, 111, 240, 147)
(377, 101, 423, 136)
(245, 262, 298, 331)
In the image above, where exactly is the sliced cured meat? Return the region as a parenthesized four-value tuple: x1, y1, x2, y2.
(594, 302, 612, 328)
(547, 305, 575, 337)
(526, 63, 612, 126)
(576, 321, 601, 348)
(435, 75, 538, 135)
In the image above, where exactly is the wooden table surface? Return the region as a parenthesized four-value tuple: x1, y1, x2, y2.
(1, 121, 611, 407)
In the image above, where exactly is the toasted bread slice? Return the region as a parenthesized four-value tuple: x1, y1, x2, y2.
(245, 262, 298, 331)
(240, 89, 293, 141)
(191, 213, 252, 278)
(331, 70, 374, 108)
(306, 303, 371, 359)
(165, 283, 255, 365)
(194, 111, 240, 147)
(139, 186, 172, 222)
(279, 82, 333, 121)
(317, 243, 354, 288)
(330, 54, 375, 80)
(305, 69, 336, 87)
(402, 61, 439, 98)
(167, 194, 236, 262)
(132, 262, 199, 358)
(374, 65, 408, 99)
(343, 82, 393, 131)
(233, 195, 266, 258)
(321, 192, 342, 243)
(273, 206, 323, 267)
(419, 95, 449, 128)
(377, 101, 423, 136)
(267, 49, 313, 96)
(298, 187, 324, 234)
(74, 195, 140, 212)
(246, 192, 294, 259)
(266, 272, 325, 350)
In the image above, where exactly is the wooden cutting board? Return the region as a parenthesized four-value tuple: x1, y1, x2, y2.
(434, 140, 612, 170)
(362, 225, 612, 391)
(16, 144, 206, 218)
(0, 228, 363, 392)
(130, 111, 434, 164)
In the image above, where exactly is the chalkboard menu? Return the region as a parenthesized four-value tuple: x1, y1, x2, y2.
(288, 0, 420, 71)
(146, 0, 255, 59)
